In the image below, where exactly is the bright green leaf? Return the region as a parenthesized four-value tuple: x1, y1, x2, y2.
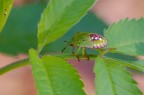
(38, 0, 96, 52)
(94, 57, 142, 95)
(29, 49, 54, 95)
(104, 19, 144, 56)
(41, 55, 86, 95)
(0, 0, 13, 32)
(29, 49, 86, 95)
(105, 57, 144, 72)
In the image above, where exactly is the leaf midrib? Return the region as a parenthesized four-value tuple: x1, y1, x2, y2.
(105, 62, 117, 95)
(41, 0, 74, 48)
(41, 61, 56, 95)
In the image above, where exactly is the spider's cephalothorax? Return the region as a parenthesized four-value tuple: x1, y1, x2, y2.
(62, 32, 107, 61)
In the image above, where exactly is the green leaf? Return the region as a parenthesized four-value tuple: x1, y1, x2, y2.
(104, 19, 144, 56)
(105, 57, 144, 72)
(94, 57, 142, 95)
(0, 0, 13, 32)
(38, 0, 96, 52)
(29, 49, 53, 95)
(29, 49, 86, 95)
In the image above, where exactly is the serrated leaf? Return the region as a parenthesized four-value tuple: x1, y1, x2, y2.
(29, 49, 54, 95)
(104, 19, 144, 56)
(105, 57, 144, 72)
(41, 55, 86, 95)
(0, 0, 13, 32)
(38, 0, 96, 52)
(29, 49, 86, 95)
(94, 57, 142, 95)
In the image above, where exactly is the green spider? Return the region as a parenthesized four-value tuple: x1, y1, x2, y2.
(62, 32, 107, 61)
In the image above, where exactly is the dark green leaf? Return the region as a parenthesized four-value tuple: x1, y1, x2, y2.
(94, 57, 142, 95)
(105, 19, 144, 56)
(38, 0, 96, 52)
(0, 0, 13, 32)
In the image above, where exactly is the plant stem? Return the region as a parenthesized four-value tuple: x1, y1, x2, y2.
(0, 54, 98, 75)
(0, 59, 29, 75)
(54, 54, 97, 60)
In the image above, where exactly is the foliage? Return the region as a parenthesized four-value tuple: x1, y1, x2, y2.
(37, 0, 96, 53)
(105, 19, 144, 56)
(0, 0, 13, 32)
(0, 0, 144, 95)
(94, 57, 142, 95)
(29, 49, 86, 95)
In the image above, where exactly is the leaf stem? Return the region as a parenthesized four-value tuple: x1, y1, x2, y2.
(0, 54, 98, 75)
(0, 59, 29, 75)
(54, 54, 97, 60)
